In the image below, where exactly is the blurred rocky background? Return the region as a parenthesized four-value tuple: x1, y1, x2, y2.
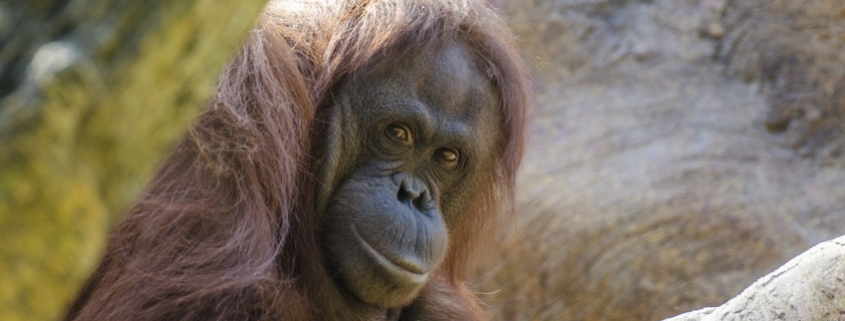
(2, 0, 845, 321)
(475, 0, 845, 320)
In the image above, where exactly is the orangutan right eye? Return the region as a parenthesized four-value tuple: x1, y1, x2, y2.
(386, 124, 413, 145)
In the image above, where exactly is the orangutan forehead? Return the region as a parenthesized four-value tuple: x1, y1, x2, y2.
(352, 41, 500, 124)
(419, 42, 494, 117)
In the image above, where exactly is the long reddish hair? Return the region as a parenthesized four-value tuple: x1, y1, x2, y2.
(66, 1, 529, 320)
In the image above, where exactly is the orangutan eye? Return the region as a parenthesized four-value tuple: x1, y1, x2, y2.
(386, 124, 413, 145)
(433, 148, 460, 170)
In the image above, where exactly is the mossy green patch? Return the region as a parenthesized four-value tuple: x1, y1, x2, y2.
(0, 1, 267, 320)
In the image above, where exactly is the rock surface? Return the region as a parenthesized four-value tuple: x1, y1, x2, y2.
(475, 0, 845, 320)
(663, 235, 845, 321)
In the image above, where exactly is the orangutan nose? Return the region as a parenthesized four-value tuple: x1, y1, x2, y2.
(393, 173, 433, 212)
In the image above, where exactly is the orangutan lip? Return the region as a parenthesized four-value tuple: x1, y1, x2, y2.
(350, 224, 428, 277)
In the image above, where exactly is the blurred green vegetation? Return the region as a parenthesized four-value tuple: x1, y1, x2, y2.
(0, 1, 267, 320)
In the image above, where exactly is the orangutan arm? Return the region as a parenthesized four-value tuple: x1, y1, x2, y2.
(399, 276, 487, 321)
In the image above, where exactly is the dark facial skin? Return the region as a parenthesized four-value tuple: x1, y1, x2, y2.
(318, 41, 502, 309)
